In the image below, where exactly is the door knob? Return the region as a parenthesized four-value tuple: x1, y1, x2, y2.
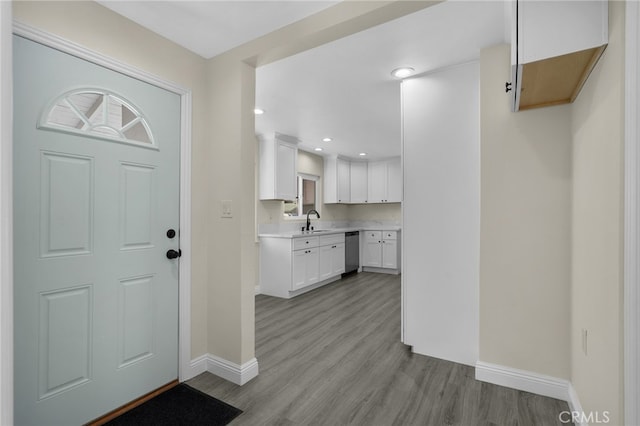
(166, 249, 182, 259)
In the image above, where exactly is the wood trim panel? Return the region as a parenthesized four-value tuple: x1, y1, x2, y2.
(519, 45, 607, 110)
(86, 379, 179, 426)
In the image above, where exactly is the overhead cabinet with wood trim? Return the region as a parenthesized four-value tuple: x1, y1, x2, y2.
(510, 0, 608, 111)
(259, 133, 298, 201)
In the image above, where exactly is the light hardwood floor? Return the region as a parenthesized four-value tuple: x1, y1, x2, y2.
(188, 272, 571, 425)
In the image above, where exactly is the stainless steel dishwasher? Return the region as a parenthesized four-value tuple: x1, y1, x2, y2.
(344, 231, 359, 276)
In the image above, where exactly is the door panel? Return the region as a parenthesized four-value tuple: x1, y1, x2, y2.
(14, 35, 180, 425)
(38, 285, 92, 400)
(118, 275, 154, 367)
(119, 163, 154, 249)
(40, 152, 94, 257)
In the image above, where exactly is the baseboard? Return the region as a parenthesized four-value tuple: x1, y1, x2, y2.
(361, 266, 400, 275)
(566, 382, 587, 426)
(475, 361, 570, 401)
(187, 353, 209, 379)
(190, 354, 259, 386)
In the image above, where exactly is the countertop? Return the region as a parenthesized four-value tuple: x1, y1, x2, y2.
(258, 226, 402, 239)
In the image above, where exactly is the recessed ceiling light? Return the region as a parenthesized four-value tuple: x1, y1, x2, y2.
(359, 152, 367, 156)
(322, 137, 332, 142)
(254, 108, 265, 115)
(391, 67, 415, 79)
(314, 147, 323, 152)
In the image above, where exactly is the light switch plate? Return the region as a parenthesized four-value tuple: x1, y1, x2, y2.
(221, 200, 233, 218)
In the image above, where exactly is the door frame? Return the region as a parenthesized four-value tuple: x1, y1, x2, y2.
(626, 1, 640, 424)
(2, 21, 195, 423)
(0, 3, 13, 425)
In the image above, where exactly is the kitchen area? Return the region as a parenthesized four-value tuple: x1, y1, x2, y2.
(257, 134, 402, 299)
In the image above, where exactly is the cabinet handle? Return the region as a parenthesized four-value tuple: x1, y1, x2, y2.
(332, 245, 336, 248)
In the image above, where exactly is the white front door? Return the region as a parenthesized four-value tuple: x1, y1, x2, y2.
(13, 36, 181, 425)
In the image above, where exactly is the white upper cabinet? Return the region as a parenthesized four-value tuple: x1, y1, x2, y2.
(324, 156, 351, 203)
(325, 155, 401, 204)
(367, 161, 386, 203)
(368, 158, 401, 203)
(510, 0, 608, 111)
(259, 133, 298, 201)
(350, 161, 368, 203)
(386, 157, 402, 203)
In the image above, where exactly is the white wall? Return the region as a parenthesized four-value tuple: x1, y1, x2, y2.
(571, 1, 625, 423)
(479, 44, 572, 380)
(402, 62, 480, 366)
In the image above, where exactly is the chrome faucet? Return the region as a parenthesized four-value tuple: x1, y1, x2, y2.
(306, 209, 320, 231)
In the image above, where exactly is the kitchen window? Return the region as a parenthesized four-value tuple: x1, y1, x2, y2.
(284, 173, 319, 218)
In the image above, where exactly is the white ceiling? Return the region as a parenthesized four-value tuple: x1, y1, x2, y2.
(98, 0, 509, 160)
(256, 1, 508, 159)
(97, 1, 338, 58)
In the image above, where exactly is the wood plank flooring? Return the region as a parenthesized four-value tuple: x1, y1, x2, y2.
(188, 272, 571, 425)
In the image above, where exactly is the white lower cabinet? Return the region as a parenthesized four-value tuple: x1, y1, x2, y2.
(364, 231, 383, 267)
(260, 233, 346, 298)
(382, 238, 397, 269)
(320, 242, 345, 280)
(293, 247, 319, 290)
(362, 230, 400, 273)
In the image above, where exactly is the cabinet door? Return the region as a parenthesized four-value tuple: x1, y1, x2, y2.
(386, 157, 402, 202)
(293, 248, 320, 290)
(292, 249, 308, 290)
(319, 245, 334, 280)
(337, 159, 351, 203)
(367, 161, 387, 203)
(382, 239, 397, 269)
(363, 232, 382, 267)
(331, 243, 346, 275)
(350, 162, 368, 203)
(275, 140, 297, 201)
(306, 248, 320, 285)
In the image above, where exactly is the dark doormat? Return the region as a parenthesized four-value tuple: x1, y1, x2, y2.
(105, 384, 242, 426)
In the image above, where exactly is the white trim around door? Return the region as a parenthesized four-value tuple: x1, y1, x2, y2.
(0, 3, 14, 425)
(625, 1, 640, 425)
(11, 21, 196, 388)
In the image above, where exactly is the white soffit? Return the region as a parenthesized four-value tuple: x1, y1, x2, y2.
(97, 0, 339, 59)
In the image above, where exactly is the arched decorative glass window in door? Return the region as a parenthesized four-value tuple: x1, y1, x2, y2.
(40, 88, 155, 147)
